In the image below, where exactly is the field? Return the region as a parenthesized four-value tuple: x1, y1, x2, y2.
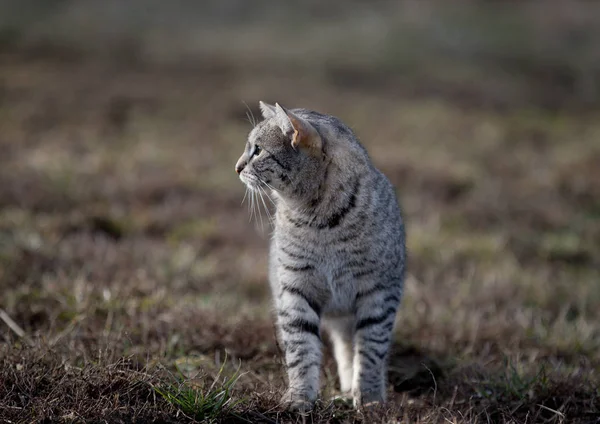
(1, 8, 600, 422)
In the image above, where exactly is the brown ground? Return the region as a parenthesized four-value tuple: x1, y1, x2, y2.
(0, 45, 599, 423)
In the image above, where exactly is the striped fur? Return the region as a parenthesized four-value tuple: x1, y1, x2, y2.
(235, 102, 406, 411)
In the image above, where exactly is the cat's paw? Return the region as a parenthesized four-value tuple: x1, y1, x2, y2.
(330, 392, 353, 408)
(280, 390, 315, 414)
(352, 389, 384, 410)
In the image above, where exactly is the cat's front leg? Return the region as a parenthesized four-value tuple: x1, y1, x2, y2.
(322, 315, 354, 395)
(352, 283, 400, 408)
(275, 268, 327, 413)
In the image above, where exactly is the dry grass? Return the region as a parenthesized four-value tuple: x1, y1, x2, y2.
(0, 41, 599, 423)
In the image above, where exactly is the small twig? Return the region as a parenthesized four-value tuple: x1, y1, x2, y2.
(240, 410, 275, 424)
(49, 314, 85, 347)
(448, 385, 458, 409)
(423, 363, 438, 403)
(537, 404, 565, 419)
(0, 308, 25, 337)
(0, 308, 33, 345)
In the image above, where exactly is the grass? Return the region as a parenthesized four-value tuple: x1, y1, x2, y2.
(1, 8, 600, 421)
(154, 358, 243, 422)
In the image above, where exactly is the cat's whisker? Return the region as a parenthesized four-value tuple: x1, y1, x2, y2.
(241, 187, 248, 205)
(256, 189, 265, 232)
(259, 179, 272, 189)
(262, 180, 280, 194)
(251, 189, 264, 231)
(243, 101, 256, 127)
(247, 191, 251, 221)
(253, 191, 259, 225)
(249, 190, 255, 222)
(263, 180, 280, 193)
(247, 189, 253, 218)
(262, 189, 276, 208)
(245, 111, 254, 128)
(258, 186, 274, 223)
(257, 179, 277, 206)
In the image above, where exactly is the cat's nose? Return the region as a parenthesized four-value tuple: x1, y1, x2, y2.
(235, 157, 247, 174)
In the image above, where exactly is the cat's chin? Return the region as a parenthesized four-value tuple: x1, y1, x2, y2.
(239, 173, 259, 191)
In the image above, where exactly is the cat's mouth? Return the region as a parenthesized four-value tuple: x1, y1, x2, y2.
(239, 173, 260, 191)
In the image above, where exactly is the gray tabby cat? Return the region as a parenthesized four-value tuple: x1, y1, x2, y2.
(235, 102, 406, 411)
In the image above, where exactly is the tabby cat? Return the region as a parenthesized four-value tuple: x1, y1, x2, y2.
(235, 102, 406, 411)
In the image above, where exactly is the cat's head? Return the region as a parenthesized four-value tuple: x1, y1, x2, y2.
(235, 102, 325, 200)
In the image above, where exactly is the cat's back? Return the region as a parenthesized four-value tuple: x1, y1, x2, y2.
(271, 108, 404, 314)
(273, 108, 404, 263)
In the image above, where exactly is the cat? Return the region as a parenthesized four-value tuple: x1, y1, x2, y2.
(235, 102, 406, 411)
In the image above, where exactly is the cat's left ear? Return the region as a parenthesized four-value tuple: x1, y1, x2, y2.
(274, 103, 322, 154)
(259, 101, 277, 119)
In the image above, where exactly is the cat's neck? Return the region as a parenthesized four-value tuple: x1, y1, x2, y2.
(274, 160, 359, 224)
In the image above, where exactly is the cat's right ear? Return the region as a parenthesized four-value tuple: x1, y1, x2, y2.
(259, 101, 277, 120)
(275, 103, 322, 154)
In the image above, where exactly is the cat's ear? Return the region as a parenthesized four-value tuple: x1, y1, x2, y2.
(259, 101, 277, 120)
(274, 103, 322, 153)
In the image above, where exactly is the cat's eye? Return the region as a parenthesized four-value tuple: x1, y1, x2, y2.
(251, 145, 261, 157)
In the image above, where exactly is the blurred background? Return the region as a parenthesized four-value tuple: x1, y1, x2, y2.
(1, 1, 599, 422)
